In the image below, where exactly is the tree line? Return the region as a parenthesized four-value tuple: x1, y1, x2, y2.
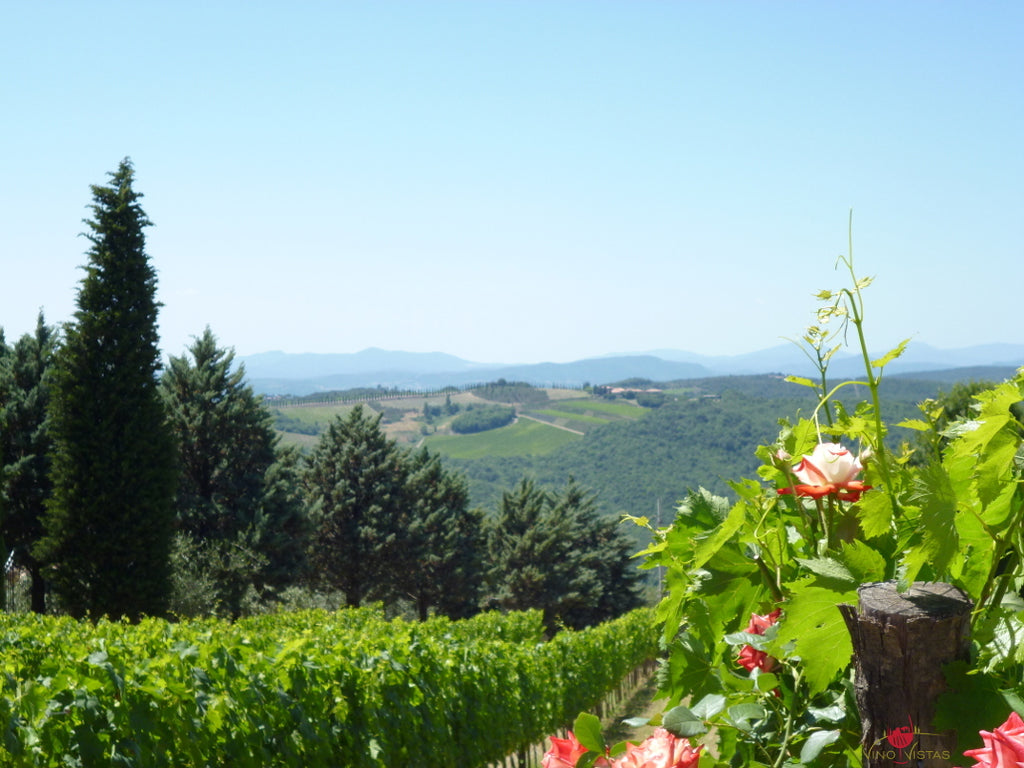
(0, 159, 644, 630)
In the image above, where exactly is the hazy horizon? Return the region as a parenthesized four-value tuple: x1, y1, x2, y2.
(4, 3, 1022, 364)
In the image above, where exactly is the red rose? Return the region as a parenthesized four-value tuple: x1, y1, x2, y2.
(737, 608, 781, 673)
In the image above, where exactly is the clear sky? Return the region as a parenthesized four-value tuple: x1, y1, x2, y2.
(3, 1, 1022, 364)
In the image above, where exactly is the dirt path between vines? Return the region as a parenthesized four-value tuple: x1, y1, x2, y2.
(602, 671, 663, 745)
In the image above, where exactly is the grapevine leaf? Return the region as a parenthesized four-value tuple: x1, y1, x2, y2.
(770, 583, 856, 694)
(785, 375, 817, 390)
(934, 661, 1013, 753)
(796, 557, 857, 589)
(837, 540, 887, 583)
(903, 462, 959, 581)
(857, 489, 894, 539)
(870, 338, 910, 370)
(896, 418, 931, 432)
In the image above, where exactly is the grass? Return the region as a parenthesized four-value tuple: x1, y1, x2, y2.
(424, 418, 580, 459)
(531, 409, 611, 425)
(539, 399, 644, 419)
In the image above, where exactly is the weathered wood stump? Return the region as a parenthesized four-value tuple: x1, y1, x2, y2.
(839, 581, 973, 768)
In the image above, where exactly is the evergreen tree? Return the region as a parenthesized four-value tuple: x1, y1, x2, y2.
(0, 314, 56, 612)
(485, 477, 566, 632)
(485, 477, 644, 633)
(303, 405, 410, 607)
(402, 447, 485, 620)
(160, 327, 309, 615)
(36, 159, 178, 621)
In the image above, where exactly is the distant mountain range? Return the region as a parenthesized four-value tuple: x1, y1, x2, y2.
(239, 343, 1024, 396)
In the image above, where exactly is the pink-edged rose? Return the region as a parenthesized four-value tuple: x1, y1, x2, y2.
(959, 711, 1024, 768)
(613, 728, 702, 768)
(542, 731, 611, 767)
(542, 732, 589, 768)
(777, 442, 871, 501)
(737, 608, 781, 673)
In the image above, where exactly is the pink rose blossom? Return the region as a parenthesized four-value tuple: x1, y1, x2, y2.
(613, 728, 702, 768)
(958, 711, 1024, 768)
(542, 732, 611, 767)
(777, 442, 871, 501)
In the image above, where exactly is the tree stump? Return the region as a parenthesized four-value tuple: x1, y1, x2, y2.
(839, 581, 973, 768)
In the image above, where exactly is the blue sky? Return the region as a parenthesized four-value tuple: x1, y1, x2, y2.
(3, 2, 1022, 364)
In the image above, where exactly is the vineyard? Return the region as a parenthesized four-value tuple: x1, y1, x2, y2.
(0, 606, 658, 767)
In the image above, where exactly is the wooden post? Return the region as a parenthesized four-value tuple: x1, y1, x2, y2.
(839, 581, 973, 768)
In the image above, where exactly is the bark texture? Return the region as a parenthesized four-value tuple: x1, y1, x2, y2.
(840, 581, 972, 768)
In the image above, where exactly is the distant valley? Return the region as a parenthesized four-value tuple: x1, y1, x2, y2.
(240, 343, 1024, 395)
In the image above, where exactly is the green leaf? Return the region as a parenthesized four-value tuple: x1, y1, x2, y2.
(837, 540, 887, 583)
(934, 660, 1015, 753)
(726, 703, 766, 731)
(800, 729, 841, 763)
(871, 338, 910, 369)
(796, 557, 857, 589)
(896, 418, 931, 432)
(691, 693, 727, 720)
(857, 488, 894, 539)
(770, 583, 856, 693)
(663, 704, 707, 737)
(573, 712, 605, 754)
(753, 671, 779, 693)
(691, 498, 750, 573)
(785, 375, 818, 390)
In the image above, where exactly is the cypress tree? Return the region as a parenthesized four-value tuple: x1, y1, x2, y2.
(36, 159, 178, 621)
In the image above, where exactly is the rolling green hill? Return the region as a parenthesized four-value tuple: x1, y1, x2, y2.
(267, 374, 957, 522)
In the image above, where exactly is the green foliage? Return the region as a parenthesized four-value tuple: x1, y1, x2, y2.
(429, 418, 580, 460)
(400, 447, 486, 620)
(450, 403, 516, 434)
(614, 243, 1024, 766)
(0, 313, 55, 613)
(485, 478, 645, 633)
(303, 405, 411, 607)
(472, 380, 550, 405)
(160, 328, 311, 617)
(36, 159, 178, 621)
(0, 607, 658, 767)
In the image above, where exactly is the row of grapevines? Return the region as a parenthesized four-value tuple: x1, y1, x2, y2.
(0, 607, 656, 767)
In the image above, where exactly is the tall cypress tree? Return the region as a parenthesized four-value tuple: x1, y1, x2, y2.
(36, 159, 178, 621)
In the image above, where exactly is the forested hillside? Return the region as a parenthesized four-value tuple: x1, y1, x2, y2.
(268, 373, 954, 528)
(448, 375, 943, 520)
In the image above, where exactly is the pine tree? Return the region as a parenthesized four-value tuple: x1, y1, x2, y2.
(160, 327, 309, 615)
(0, 313, 56, 612)
(303, 405, 410, 607)
(36, 159, 178, 621)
